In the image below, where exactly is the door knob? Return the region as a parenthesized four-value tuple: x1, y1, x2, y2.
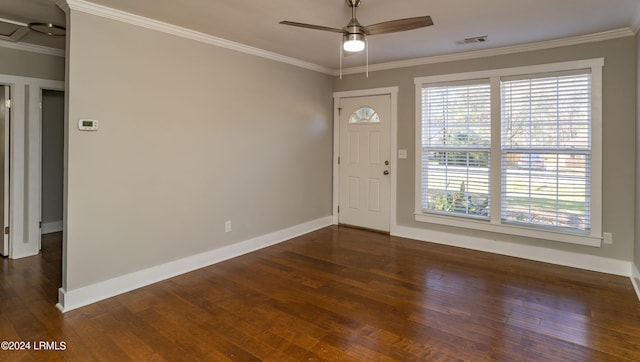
(383, 170, 389, 175)
(385, 161, 390, 165)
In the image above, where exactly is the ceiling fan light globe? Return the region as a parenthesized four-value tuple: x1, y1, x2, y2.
(343, 33, 365, 52)
(343, 39, 365, 52)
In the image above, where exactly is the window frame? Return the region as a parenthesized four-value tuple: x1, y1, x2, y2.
(414, 59, 603, 247)
(420, 79, 492, 219)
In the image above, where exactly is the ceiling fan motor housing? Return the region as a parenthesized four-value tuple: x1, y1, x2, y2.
(343, 17, 366, 52)
(344, 17, 365, 36)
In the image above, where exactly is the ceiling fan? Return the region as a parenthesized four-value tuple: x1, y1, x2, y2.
(280, 0, 433, 54)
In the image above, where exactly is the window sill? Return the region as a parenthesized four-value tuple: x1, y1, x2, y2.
(414, 213, 601, 247)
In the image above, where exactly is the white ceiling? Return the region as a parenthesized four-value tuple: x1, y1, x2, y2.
(2, 0, 640, 70)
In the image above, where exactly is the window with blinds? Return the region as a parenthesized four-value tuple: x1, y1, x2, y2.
(420, 81, 491, 218)
(415, 59, 602, 244)
(501, 72, 591, 231)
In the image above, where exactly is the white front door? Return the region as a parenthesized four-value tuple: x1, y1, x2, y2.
(338, 94, 391, 232)
(0, 85, 10, 256)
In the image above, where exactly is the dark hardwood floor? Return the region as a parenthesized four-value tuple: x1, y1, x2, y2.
(1, 226, 640, 361)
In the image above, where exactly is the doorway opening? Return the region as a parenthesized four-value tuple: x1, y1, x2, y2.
(41, 89, 64, 238)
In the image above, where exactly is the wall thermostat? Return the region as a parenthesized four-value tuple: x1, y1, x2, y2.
(78, 119, 99, 131)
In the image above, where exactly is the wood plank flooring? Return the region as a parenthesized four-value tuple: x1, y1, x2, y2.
(1, 226, 640, 361)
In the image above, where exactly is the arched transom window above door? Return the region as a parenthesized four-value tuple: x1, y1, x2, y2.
(348, 107, 380, 124)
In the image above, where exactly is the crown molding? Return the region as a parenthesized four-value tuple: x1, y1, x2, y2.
(56, 0, 70, 13)
(0, 38, 65, 57)
(338, 28, 636, 76)
(65, 0, 334, 75)
(60, 1, 638, 77)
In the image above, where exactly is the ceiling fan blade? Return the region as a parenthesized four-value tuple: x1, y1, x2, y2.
(363, 16, 433, 35)
(279, 21, 344, 33)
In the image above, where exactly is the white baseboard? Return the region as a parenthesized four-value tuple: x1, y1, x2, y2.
(56, 216, 333, 313)
(42, 220, 63, 234)
(393, 225, 632, 277)
(632, 263, 640, 302)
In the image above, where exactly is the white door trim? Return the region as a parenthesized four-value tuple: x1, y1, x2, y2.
(33, 87, 65, 252)
(0, 85, 9, 256)
(332, 87, 398, 233)
(0, 74, 64, 259)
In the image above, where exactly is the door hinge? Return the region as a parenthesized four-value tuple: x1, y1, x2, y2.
(4, 99, 10, 108)
(338, 157, 340, 165)
(337, 205, 340, 213)
(4, 226, 8, 235)
(39, 221, 42, 228)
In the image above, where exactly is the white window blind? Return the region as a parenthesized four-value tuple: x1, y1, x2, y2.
(421, 81, 491, 218)
(501, 72, 591, 231)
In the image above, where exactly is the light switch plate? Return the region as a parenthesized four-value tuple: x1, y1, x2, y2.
(398, 149, 408, 159)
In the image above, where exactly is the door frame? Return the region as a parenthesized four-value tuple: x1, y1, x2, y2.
(0, 85, 9, 256)
(0, 74, 64, 259)
(332, 87, 398, 233)
(34, 88, 66, 251)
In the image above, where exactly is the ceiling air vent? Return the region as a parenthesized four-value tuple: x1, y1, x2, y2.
(0, 18, 29, 42)
(460, 35, 488, 44)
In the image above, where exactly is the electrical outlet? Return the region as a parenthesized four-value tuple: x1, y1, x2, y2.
(603, 232, 613, 245)
(225, 221, 232, 233)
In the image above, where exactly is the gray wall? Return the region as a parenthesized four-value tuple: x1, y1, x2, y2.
(41, 90, 64, 227)
(0, 46, 64, 80)
(65, 11, 333, 291)
(335, 37, 636, 262)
